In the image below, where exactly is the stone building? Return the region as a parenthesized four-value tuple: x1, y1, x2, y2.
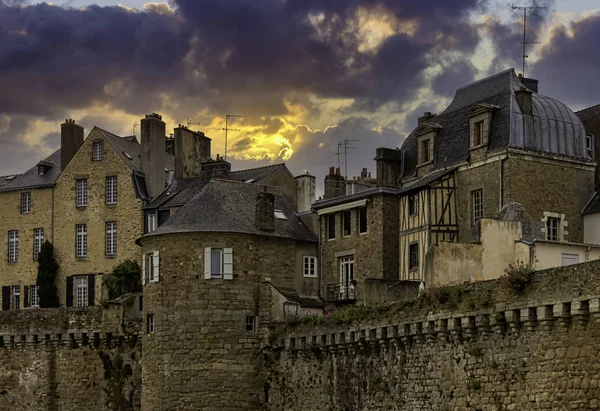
(0, 114, 174, 309)
(576, 104, 600, 184)
(137, 179, 319, 410)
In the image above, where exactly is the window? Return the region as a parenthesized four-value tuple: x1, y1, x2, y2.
(12, 286, 20, 310)
(421, 139, 431, 163)
(147, 314, 154, 334)
(274, 209, 287, 220)
(343, 210, 351, 237)
(105, 222, 117, 256)
(143, 251, 160, 284)
(106, 176, 117, 204)
(473, 120, 484, 146)
(339, 256, 354, 286)
(38, 166, 45, 176)
(76, 276, 88, 307)
(204, 247, 233, 280)
(547, 217, 560, 241)
(359, 207, 367, 234)
(76, 224, 87, 257)
(246, 316, 256, 332)
(33, 228, 44, 260)
(76, 179, 88, 207)
(327, 214, 335, 240)
(92, 141, 103, 161)
(30, 285, 39, 307)
(409, 193, 419, 216)
(21, 192, 31, 214)
(409, 243, 419, 271)
(147, 213, 157, 233)
(471, 189, 483, 224)
(303, 256, 317, 277)
(8, 230, 18, 263)
(586, 135, 594, 151)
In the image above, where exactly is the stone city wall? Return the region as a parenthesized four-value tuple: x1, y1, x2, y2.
(0, 301, 141, 411)
(266, 260, 600, 410)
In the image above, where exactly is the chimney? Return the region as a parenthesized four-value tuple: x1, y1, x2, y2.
(256, 191, 275, 232)
(200, 155, 231, 179)
(60, 119, 84, 170)
(360, 168, 368, 179)
(174, 125, 212, 179)
(418, 112, 436, 126)
(515, 87, 533, 116)
(296, 172, 316, 212)
(375, 147, 404, 188)
(518, 73, 539, 93)
(141, 113, 167, 198)
(324, 166, 345, 200)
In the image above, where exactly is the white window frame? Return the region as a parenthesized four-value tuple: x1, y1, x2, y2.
(75, 276, 88, 307)
(105, 222, 117, 256)
(303, 256, 317, 278)
(8, 230, 18, 263)
(472, 189, 483, 223)
(76, 179, 88, 207)
(33, 228, 44, 260)
(586, 135, 594, 151)
(76, 224, 87, 257)
(204, 247, 233, 280)
(147, 213, 157, 233)
(142, 251, 160, 284)
(147, 314, 154, 334)
(547, 217, 560, 241)
(30, 285, 39, 308)
(12, 285, 20, 310)
(274, 209, 287, 220)
(92, 141, 103, 161)
(21, 192, 31, 214)
(105, 176, 117, 205)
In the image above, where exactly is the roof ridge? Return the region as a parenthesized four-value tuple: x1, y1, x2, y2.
(576, 103, 600, 114)
(455, 68, 514, 92)
(228, 163, 285, 173)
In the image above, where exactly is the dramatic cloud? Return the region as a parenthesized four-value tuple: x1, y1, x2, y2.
(0, 0, 569, 179)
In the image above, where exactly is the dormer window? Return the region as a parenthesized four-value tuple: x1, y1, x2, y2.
(420, 139, 431, 163)
(474, 121, 484, 146)
(38, 166, 45, 176)
(468, 103, 498, 150)
(586, 135, 594, 151)
(415, 122, 440, 167)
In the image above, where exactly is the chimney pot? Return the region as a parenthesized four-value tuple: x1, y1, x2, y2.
(329, 166, 335, 175)
(336, 167, 341, 176)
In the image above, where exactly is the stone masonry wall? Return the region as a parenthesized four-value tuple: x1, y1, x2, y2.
(267, 260, 600, 410)
(0, 187, 54, 298)
(54, 128, 144, 306)
(0, 302, 141, 411)
(140, 232, 317, 411)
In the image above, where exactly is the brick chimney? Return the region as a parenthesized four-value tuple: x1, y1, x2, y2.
(375, 147, 404, 188)
(256, 191, 275, 232)
(174, 125, 211, 179)
(418, 112, 436, 126)
(324, 166, 345, 200)
(60, 119, 84, 170)
(518, 73, 539, 93)
(140, 113, 167, 198)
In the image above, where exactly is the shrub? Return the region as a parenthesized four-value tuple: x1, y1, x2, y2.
(105, 259, 141, 300)
(500, 261, 535, 294)
(37, 241, 60, 308)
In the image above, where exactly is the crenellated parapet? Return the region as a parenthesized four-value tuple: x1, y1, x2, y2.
(284, 296, 600, 353)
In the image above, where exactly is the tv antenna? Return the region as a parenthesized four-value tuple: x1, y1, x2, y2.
(340, 138, 359, 179)
(222, 114, 242, 161)
(333, 141, 343, 169)
(512, 4, 547, 77)
(186, 117, 201, 128)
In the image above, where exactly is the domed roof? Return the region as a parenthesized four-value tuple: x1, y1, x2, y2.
(509, 75, 588, 159)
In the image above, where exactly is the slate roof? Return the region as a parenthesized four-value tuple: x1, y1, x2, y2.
(0, 149, 61, 192)
(576, 104, 600, 122)
(583, 192, 600, 215)
(145, 163, 290, 209)
(141, 179, 317, 242)
(400, 68, 591, 178)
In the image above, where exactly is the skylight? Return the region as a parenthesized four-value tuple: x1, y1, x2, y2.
(123, 151, 133, 160)
(5, 175, 15, 181)
(274, 209, 287, 220)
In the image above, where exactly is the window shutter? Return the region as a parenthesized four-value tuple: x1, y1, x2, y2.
(2, 287, 10, 311)
(152, 251, 160, 282)
(204, 247, 212, 279)
(142, 255, 147, 285)
(224, 248, 233, 280)
(88, 274, 95, 306)
(66, 277, 74, 307)
(24, 286, 29, 308)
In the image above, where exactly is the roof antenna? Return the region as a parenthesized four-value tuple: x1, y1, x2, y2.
(222, 114, 242, 161)
(341, 138, 359, 179)
(186, 117, 201, 128)
(334, 141, 343, 170)
(512, 4, 547, 78)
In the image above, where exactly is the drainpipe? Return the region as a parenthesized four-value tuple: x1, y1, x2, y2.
(51, 186, 55, 243)
(499, 156, 506, 211)
(318, 215, 323, 301)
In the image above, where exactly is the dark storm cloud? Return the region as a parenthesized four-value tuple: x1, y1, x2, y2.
(0, 115, 49, 175)
(530, 13, 600, 109)
(431, 60, 478, 98)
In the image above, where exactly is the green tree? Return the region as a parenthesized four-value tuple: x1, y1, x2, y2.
(106, 259, 141, 300)
(37, 241, 60, 308)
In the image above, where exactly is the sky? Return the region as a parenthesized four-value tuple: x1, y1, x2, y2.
(1, 0, 599, 195)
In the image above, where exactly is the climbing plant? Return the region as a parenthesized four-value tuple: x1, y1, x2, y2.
(37, 241, 60, 308)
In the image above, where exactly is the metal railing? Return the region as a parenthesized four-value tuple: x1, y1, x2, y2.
(326, 282, 356, 302)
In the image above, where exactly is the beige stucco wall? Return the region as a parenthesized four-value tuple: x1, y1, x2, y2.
(429, 241, 483, 286)
(53, 128, 144, 306)
(584, 213, 600, 245)
(480, 219, 523, 280)
(0, 187, 54, 300)
(534, 241, 600, 270)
